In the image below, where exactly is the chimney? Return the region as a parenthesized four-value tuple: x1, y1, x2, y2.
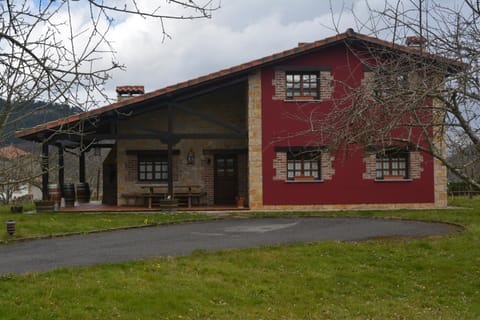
(405, 36, 427, 51)
(298, 42, 311, 47)
(116, 85, 145, 101)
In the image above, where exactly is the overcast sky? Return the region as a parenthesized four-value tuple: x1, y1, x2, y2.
(98, 0, 461, 99)
(102, 0, 371, 98)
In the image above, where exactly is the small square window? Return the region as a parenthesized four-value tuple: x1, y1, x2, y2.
(376, 149, 409, 180)
(285, 71, 320, 100)
(138, 154, 169, 182)
(287, 151, 321, 180)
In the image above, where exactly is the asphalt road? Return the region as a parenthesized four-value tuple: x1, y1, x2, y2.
(0, 217, 459, 275)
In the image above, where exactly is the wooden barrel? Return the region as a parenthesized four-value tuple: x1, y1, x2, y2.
(47, 183, 62, 207)
(63, 183, 76, 207)
(76, 182, 90, 203)
(34, 200, 55, 213)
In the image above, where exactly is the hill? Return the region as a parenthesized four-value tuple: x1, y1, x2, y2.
(0, 100, 82, 147)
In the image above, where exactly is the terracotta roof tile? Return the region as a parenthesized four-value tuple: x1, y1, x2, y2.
(116, 85, 145, 94)
(0, 145, 29, 159)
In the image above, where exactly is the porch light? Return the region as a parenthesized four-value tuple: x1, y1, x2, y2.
(187, 149, 195, 165)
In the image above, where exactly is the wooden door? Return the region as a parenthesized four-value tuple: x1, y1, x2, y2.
(102, 163, 117, 205)
(214, 154, 238, 205)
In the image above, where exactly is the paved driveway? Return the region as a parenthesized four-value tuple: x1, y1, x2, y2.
(0, 217, 459, 275)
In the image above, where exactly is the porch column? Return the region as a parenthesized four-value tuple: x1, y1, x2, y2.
(41, 142, 49, 200)
(167, 104, 174, 198)
(57, 145, 64, 188)
(79, 151, 86, 183)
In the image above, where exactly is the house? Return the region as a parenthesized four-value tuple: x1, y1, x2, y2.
(0, 145, 42, 203)
(15, 29, 451, 210)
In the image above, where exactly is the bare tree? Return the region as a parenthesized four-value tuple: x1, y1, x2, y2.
(0, 0, 219, 202)
(308, 0, 480, 189)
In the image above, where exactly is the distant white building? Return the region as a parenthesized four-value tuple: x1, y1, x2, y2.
(0, 145, 41, 204)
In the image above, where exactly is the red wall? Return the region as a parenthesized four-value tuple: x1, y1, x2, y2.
(261, 44, 435, 205)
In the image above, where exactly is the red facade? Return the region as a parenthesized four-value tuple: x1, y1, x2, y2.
(260, 44, 435, 205)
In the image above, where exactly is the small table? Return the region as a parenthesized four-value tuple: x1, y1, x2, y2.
(139, 185, 168, 209)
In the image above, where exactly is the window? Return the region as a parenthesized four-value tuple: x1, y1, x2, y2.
(376, 150, 408, 179)
(372, 70, 409, 99)
(138, 155, 168, 182)
(287, 151, 320, 180)
(286, 71, 319, 100)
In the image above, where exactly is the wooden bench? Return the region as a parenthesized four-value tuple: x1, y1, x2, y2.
(149, 186, 206, 208)
(124, 185, 206, 208)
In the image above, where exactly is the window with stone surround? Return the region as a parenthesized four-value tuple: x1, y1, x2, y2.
(363, 67, 410, 99)
(286, 71, 319, 100)
(376, 149, 409, 180)
(287, 151, 321, 180)
(138, 154, 168, 182)
(273, 147, 336, 182)
(364, 148, 424, 181)
(272, 67, 333, 101)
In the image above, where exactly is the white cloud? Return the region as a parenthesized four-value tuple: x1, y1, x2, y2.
(100, 0, 460, 100)
(105, 0, 351, 98)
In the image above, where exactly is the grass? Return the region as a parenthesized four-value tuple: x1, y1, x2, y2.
(0, 205, 212, 241)
(0, 199, 479, 319)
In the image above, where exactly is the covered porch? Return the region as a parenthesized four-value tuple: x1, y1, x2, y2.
(16, 76, 252, 210)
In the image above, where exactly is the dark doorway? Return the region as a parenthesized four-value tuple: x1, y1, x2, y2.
(102, 163, 117, 205)
(214, 154, 238, 205)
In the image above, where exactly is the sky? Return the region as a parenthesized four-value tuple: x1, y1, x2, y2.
(51, 0, 464, 101)
(103, 0, 376, 98)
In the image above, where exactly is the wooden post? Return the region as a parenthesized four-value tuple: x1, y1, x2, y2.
(79, 151, 86, 183)
(41, 142, 49, 200)
(167, 104, 174, 198)
(57, 145, 64, 188)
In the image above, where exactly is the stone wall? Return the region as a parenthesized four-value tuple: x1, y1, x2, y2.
(433, 97, 448, 208)
(115, 83, 248, 206)
(248, 71, 263, 209)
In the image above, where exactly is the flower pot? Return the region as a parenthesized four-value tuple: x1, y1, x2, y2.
(383, 175, 404, 180)
(293, 96, 315, 101)
(294, 176, 315, 181)
(235, 196, 245, 208)
(10, 206, 23, 213)
(159, 199, 178, 212)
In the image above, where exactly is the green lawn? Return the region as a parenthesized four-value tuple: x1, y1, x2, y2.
(0, 199, 479, 319)
(0, 206, 211, 241)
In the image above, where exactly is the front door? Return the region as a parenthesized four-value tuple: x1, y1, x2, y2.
(214, 154, 238, 205)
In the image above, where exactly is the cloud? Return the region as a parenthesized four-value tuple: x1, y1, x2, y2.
(101, 0, 432, 100)
(106, 0, 350, 97)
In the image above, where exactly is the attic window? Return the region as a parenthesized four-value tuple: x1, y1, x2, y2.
(286, 72, 319, 100)
(372, 70, 409, 98)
